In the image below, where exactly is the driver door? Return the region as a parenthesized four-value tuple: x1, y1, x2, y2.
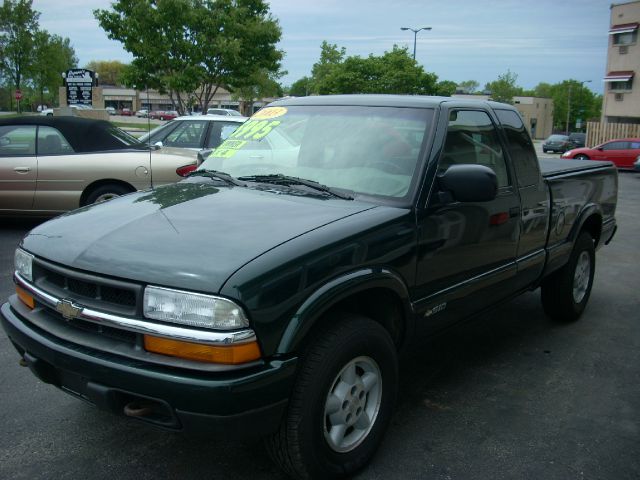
(0, 125, 37, 211)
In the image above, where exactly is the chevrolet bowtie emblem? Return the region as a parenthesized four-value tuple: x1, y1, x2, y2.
(56, 299, 83, 320)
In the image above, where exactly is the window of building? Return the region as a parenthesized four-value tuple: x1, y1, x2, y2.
(609, 79, 633, 91)
(613, 31, 637, 45)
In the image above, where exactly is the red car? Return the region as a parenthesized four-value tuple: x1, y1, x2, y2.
(119, 108, 133, 116)
(562, 138, 640, 169)
(149, 110, 178, 121)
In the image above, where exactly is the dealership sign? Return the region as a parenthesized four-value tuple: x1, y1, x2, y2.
(65, 69, 95, 106)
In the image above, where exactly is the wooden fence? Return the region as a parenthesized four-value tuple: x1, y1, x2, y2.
(586, 121, 640, 147)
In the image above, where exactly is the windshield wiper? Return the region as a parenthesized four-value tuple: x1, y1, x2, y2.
(187, 169, 245, 187)
(237, 174, 354, 200)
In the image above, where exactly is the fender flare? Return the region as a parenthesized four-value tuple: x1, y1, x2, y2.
(568, 203, 603, 245)
(276, 268, 414, 354)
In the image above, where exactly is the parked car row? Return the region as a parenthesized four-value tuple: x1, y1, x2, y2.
(0, 116, 200, 216)
(138, 114, 247, 151)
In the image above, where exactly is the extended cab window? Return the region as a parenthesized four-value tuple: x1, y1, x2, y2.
(495, 109, 540, 187)
(0, 125, 36, 156)
(440, 110, 510, 188)
(37, 126, 74, 155)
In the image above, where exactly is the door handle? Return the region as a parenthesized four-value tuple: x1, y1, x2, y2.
(13, 167, 31, 173)
(249, 155, 264, 159)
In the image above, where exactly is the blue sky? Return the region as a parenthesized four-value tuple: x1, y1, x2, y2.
(32, 0, 613, 93)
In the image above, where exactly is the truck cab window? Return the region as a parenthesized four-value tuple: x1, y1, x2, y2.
(440, 110, 510, 188)
(495, 109, 540, 187)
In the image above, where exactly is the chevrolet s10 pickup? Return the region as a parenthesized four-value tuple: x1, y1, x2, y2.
(1, 95, 617, 479)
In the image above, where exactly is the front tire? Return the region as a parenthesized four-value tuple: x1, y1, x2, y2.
(266, 314, 398, 479)
(575, 154, 590, 160)
(541, 232, 595, 322)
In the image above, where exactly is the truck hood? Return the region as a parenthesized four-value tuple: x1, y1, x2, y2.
(21, 181, 375, 292)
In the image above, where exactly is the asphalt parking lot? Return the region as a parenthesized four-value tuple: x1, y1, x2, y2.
(0, 169, 638, 480)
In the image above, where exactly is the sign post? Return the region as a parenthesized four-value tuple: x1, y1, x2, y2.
(14, 89, 22, 113)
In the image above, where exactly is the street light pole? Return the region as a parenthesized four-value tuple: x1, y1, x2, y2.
(400, 26, 432, 60)
(566, 80, 592, 135)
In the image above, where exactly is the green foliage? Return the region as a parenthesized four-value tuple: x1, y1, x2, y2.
(484, 70, 522, 104)
(288, 76, 312, 96)
(230, 69, 283, 114)
(308, 43, 438, 95)
(435, 80, 457, 97)
(457, 80, 479, 94)
(0, 0, 39, 93)
(32, 32, 77, 106)
(95, 0, 283, 115)
(85, 60, 127, 86)
(0, 0, 76, 111)
(530, 80, 600, 131)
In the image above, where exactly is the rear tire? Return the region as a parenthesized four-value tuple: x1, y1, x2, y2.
(83, 183, 132, 206)
(541, 232, 595, 322)
(266, 314, 398, 479)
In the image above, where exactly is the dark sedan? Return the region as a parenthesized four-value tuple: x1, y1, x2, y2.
(542, 134, 572, 153)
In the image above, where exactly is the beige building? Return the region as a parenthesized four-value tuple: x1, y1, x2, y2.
(60, 85, 273, 115)
(452, 94, 554, 139)
(602, 1, 640, 124)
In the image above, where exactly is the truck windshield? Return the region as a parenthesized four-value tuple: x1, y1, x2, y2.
(199, 105, 433, 199)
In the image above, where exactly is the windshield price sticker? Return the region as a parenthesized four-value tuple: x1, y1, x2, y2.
(209, 139, 248, 159)
(252, 106, 287, 119)
(231, 120, 281, 141)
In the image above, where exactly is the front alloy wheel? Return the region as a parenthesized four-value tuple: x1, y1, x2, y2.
(324, 356, 382, 453)
(266, 314, 398, 479)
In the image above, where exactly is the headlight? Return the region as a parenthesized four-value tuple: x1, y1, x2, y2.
(143, 286, 249, 330)
(15, 249, 33, 282)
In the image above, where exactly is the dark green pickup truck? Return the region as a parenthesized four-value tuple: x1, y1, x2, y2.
(2, 95, 617, 479)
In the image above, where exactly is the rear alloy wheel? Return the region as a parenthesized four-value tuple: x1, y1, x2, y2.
(541, 232, 595, 322)
(83, 183, 132, 206)
(266, 314, 398, 479)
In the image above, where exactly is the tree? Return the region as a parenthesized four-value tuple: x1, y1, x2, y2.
(457, 80, 479, 94)
(95, 0, 283, 115)
(484, 70, 522, 104)
(289, 76, 312, 96)
(32, 32, 77, 107)
(308, 44, 438, 95)
(230, 70, 283, 115)
(310, 41, 346, 95)
(85, 60, 126, 86)
(530, 80, 600, 131)
(0, 0, 39, 111)
(435, 80, 457, 96)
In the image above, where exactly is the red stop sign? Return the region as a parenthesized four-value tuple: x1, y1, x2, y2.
(15, 90, 22, 100)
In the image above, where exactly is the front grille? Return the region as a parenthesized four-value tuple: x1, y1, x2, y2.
(32, 258, 142, 317)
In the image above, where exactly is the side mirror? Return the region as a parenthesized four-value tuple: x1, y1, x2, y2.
(0, 136, 10, 146)
(596, 147, 604, 151)
(154, 141, 163, 148)
(197, 148, 213, 165)
(437, 164, 498, 202)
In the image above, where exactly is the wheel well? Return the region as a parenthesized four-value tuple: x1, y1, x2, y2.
(581, 213, 602, 245)
(298, 288, 407, 353)
(80, 179, 136, 206)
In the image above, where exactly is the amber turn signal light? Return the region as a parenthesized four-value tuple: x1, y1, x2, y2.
(16, 286, 35, 309)
(143, 335, 261, 364)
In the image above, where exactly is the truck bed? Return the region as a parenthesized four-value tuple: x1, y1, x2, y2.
(540, 158, 614, 178)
